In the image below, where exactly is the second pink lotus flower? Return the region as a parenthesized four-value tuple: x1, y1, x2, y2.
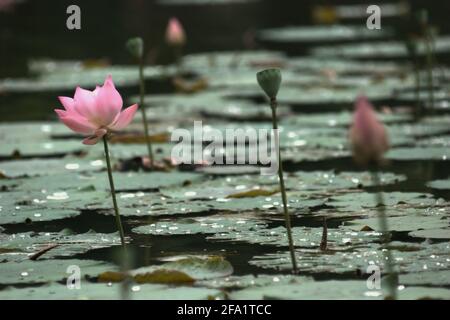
(349, 96, 389, 165)
(55, 75, 138, 145)
(166, 17, 186, 46)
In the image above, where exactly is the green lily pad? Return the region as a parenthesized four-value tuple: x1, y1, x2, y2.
(250, 241, 450, 274)
(0, 230, 124, 261)
(198, 274, 312, 289)
(196, 165, 262, 175)
(400, 270, 450, 286)
(202, 191, 324, 213)
(281, 110, 411, 127)
(132, 214, 267, 236)
(0, 65, 176, 93)
(161, 171, 404, 203)
(327, 192, 439, 212)
(0, 122, 68, 142)
(289, 57, 404, 76)
(0, 188, 109, 215)
(386, 147, 450, 161)
(229, 279, 450, 300)
(258, 25, 393, 44)
(343, 215, 449, 232)
(0, 259, 117, 285)
(182, 50, 285, 71)
(208, 225, 379, 248)
(0, 140, 85, 159)
(314, 206, 448, 220)
(312, 36, 450, 59)
(130, 256, 233, 281)
(408, 228, 450, 240)
(3, 171, 203, 193)
(0, 157, 105, 178)
(84, 191, 212, 217)
(418, 135, 450, 148)
(0, 192, 81, 225)
(0, 282, 223, 300)
(427, 178, 450, 190)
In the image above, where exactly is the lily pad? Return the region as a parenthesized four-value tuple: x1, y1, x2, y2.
(0, 192, 81, 225)
(386, 147, 450, 161)
(250, 241, 450, 274)
(258, 25, 393, 44)
(343, 215, 449, 232)
(408, 229, 450, 240)
(0, 259, 117, 285)
(327, 192, 439, 212)
(400, 270, 450, 286)
(0, 140, 85, 159)
(0, 282, 223, 300)
(427, 178, 450, 190)
(229, 279, 450, 300)
(132, 214, 267, 236)
(0, 65, 177, 93)
(0, 230, 124, 261)
(3, 171, 204, 193)
(208, 225, 379, 248)
(198, 274, 312, 289)
(0, 158, 105, 178)
(312, 36, 450, 60)
(131, 256, 233, 281)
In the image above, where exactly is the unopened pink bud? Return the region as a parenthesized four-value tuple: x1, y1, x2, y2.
(166, 17, 186, 46)
(349, 96, 389, 165)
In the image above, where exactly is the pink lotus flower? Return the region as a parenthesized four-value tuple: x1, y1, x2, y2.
(349, 96, 389, 165)
(165, 17, 186, 46)
(55, 75, 138, 145)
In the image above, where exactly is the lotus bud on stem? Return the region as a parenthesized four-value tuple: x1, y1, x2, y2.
(257, 68, 298, 274)
(405, 38, 422, 120)
(166, 18, 186, 75)
(126, 37, 154, 164)
(349, 96, 398, 299)
(418, 9, 435, 112)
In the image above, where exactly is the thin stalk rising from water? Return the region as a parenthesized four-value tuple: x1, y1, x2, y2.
(425, 37, 435, 111)
(270, 97, 298, 274)
(103, 136, 127, 251)
(371, 170, 397, 299)
(139, 57, 154, 163)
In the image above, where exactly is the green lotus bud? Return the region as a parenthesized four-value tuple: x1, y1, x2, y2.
(256, 68, 282, 99)
(126, 37, 144, 59)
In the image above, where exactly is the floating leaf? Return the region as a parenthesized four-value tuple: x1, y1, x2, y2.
(0, 230, 124, 261)
(0, 259, 117, 285)
(408, 229, 450, 240)
(0, 282, 223, 300)
(132, 214, 267, 236)
(0, 158, 105, 178)
(230, 280, 450, 300)
(343, 215, 449, 232)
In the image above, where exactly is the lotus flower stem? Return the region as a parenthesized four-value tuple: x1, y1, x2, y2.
(270, 97, 298, 274)
(425, 36, 435, 111)
(138, 57, 154, 162)
(103, 135, 127, 251)
(414, 65, 422, 120)
(371, 170, 397, 300)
